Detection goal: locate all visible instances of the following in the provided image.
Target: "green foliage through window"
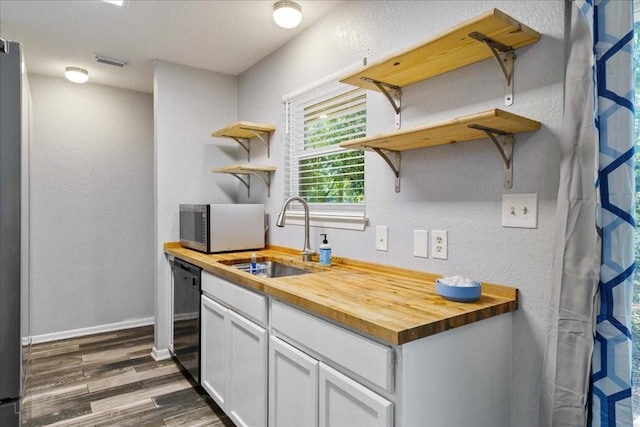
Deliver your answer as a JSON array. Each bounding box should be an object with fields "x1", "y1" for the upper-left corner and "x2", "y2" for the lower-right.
[{"x1": 285, "y1": 85, "x2": 366, "y2": 208}]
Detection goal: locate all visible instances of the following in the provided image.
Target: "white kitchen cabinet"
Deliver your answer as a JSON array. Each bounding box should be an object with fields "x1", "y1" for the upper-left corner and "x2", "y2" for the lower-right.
[
  {"x1": 200, "y1": 270, "x2": 511, "y2": 427},
  {"x1": 319, "y1": 363, "x2": 393, "y2": 427},
  {"x1": 227, "y1": 309, "x2": 268, "y2": 427},
  {"x1": 269, "y1": 336, "x2": 319, "y2": 427},
  {"x1": 271, "y1": 300, "x2": 393, "y2": 427},
  {"x1": 201, "y1": 294, "x2": 228, "y2": 407},
  {"x1": 201, "y1": 271, "x2": 268, "y2": 427}
]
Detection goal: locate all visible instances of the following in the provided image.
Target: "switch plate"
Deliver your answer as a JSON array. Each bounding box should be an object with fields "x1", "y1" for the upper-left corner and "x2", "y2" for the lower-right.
[
  {"x1": 413, "y1": 230, "x2": 428, "y2": 258},
  {"x1": 502, "y1": 193, "x2": 538, "y2": 229},
  {"x1": 376, "y1": 226, "x2": 388, "y2": 251},
  {"x1": 431, "y1": 230, "x2": 448, "y2": 260}
]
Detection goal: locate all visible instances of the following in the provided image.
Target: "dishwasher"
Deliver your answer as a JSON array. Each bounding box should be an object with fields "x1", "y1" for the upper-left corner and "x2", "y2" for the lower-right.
[{"x1": 171, "y1": 258, "x2": 202, "y2": 384}]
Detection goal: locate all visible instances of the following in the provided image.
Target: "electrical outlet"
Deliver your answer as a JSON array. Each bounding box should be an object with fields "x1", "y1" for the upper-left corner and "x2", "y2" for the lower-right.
[
  {"x1": 502, "y1": 193, "x2": 538, "y2": 229},
  {"x1": 431, "y1": 230, "x2": 448, "y2": 260},
  {"x1": 376, "y1": 226, "x2": 388, "y2": 251},
  {"x1": 413, "y1": 230, "x2": 428, "y2": 258}
]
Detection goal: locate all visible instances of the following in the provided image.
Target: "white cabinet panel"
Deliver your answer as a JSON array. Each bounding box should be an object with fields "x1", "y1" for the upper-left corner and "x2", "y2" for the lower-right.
[
  {"x1": 272, "y1": 300, "x2": 393, "y2": 392},
  {"x1": 227, "y1": 309, "x2": 268, "y2": 427},
  {"x1": 269, "y1": 336, "x2": 319, "y2": 427},
  {"x1": 319, "y1": 363, "x2": 393, "y2": 427},
  {"x1": 202, "y1": 271, "x2": 267, "y2": 326},
  {"x1": 201, "y1": 294, "x2": 228, "y2": 408}
]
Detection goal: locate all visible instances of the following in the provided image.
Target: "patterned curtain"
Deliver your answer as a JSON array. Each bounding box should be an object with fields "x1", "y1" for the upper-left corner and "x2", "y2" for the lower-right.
[
  {"x1": 539, "y1": 1, "x2": 634, "y2": 426},
  {"x1": 588, "y1": 0, "x2": 635, "y2": 425}
]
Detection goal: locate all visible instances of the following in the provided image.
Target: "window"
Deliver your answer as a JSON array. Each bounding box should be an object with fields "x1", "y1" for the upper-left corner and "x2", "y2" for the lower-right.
[{"x1": 283, "y1": 79, "x2": 366, "y2": 229}]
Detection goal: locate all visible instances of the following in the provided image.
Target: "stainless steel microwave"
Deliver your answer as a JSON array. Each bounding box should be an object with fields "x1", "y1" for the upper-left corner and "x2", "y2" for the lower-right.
[{"x1": 179, "y1": 204, "x2": 265, "y2": 253}]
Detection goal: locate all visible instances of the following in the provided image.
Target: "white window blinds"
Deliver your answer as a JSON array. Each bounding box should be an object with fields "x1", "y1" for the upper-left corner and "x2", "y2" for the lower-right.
[{"x1": 284, "y1": 80, "x2": 366, "y2": 214}]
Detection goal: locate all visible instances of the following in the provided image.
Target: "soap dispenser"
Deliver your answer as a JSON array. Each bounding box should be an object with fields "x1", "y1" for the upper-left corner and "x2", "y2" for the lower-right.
[{"x1": 319, "y1": 234, "x2": 331, "y2": 266}]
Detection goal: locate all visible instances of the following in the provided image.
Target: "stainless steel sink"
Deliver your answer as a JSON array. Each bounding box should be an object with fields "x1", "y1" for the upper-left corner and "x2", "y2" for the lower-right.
[{"x1": 231, "y1": 261, "x2": 311, "y2": 278}]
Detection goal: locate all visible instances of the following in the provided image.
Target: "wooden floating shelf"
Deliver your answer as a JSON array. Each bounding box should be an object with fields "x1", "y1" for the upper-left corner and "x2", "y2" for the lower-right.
[
  {"x1": 340, "y1": 8, "x2": 540, "y2": 121},
  {"x1": 212, "y1": 164, "x2": 277, "y2": 198},
  {"x1": 211, "y1": 121, "x2": 276, "y2": 161},
  {"x1": 340, "y1": 109, "x2": 541, "y2": 191},
  {"x1": 212, "y1": 164, "x2": 277, "y2": 174},
  {"x1": 339, "y1": 109, "x2": 540, "y2": 152}
]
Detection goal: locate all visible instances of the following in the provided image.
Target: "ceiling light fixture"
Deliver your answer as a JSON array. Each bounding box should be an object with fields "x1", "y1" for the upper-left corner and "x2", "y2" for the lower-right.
[
  {"x1": 102, "y1": 0, "x2": 125, "y2": 6},
  {"x1": 65, "y1": 67, "x2": 89, "y2": 84},
  {"x1": 273, "y1": 0, "x2": 302, "y2": 29}
]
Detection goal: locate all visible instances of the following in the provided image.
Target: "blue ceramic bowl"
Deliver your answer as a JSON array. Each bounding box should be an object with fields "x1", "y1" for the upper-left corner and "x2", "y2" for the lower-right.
[{"x1": 435, "y1": 279, "x2": 481, "y2": 302}]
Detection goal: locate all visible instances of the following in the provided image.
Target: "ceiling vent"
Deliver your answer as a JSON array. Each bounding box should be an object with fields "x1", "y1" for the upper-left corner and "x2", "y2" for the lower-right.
[{"x1": 93, "y1": 54, "x2": 126, "y2": 68}]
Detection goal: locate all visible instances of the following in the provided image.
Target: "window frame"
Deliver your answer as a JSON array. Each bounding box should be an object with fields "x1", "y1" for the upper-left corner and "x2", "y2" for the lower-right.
[{"x1": 282, "y1": 66, "x2": 369, "y2": 231}]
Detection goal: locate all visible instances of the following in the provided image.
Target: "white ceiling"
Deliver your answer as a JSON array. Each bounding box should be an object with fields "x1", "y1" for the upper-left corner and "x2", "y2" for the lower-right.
[{"x1": 0, "y1": 0, "x2": 342, "y2": 93}]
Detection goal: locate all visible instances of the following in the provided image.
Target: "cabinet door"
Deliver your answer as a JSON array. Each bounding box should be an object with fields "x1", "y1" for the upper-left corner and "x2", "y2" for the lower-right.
[
  {"x1": 319, "y1": 363, "x2": 393, "y2": 427},
  {"x1": 269, "y1": 336, "x2": 319, "y2": 427},
  {"x1": 227, "y1": 309, "x2": 268, "y2": 427},
  {"x1": 201, "y1": 295, "x2": 228, "y2": 408}
]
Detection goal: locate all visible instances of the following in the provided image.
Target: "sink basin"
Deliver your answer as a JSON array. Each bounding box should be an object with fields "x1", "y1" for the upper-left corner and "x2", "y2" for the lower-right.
[{"x1": 231, "y1": 261, "x2": 311, "y2": 278}]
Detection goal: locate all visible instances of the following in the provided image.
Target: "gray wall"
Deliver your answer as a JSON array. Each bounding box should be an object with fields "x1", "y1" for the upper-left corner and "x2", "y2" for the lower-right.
[
  {"x1": 153, "y1": 61, "x2": 237, "y2": 355},
  {"x1": 28, "y1": 74, "x2": 154, "y2": 337},
  {"x1": 236, "y1": 1, "x2": 564, "y2": 426}
]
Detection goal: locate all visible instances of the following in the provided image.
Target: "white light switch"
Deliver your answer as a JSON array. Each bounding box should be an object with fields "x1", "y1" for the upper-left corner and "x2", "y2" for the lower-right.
[
  {"x1": 413, "y1": 230, "x2": 428, "y2": 258},
  {"x1": 376, "y1": 226, "x2": 388, "y2": 251},
  {"x1": 502, "y1": 193, "x2": 538, "y2": 229}
]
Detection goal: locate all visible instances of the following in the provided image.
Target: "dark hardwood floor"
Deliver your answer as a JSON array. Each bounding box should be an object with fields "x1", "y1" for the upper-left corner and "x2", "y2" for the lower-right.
[{"x1": 21, "y1": 325, "x2": 234, "y2": 427}]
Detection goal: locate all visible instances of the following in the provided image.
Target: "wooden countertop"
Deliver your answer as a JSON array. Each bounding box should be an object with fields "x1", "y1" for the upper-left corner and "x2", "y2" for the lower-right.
[{"x1": 164, "y1": 243, "x2": 517, "y2": 346}]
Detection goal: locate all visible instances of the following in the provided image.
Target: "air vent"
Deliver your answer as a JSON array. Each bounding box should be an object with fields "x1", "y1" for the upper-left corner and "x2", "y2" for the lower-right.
[{"x1": 92, "y1": 54, "x2": 126, "y2": 68}]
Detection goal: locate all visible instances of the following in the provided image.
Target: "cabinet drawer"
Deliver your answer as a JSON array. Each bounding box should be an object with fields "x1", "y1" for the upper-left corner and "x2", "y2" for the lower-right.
[
  {"x1": 272, "y1": 300, "x2": 393, "y2": 392},
  {"x1": 202, "y1": 272, "x2": 267, "y2": 327}
]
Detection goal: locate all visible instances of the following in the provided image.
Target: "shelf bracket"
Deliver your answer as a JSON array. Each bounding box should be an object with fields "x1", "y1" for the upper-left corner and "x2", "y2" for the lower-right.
[
  {"x1": 361, "y1": 78, "x2": 402, "y2": 129},
  {"x1": 229, "y1": 173, "x2": 251, "y2": 197},
  {"x1": 231, "y1": 137, "x2": 251, "y2": 162},
  {"x1": 249, "y1": 170, "x2": 273, "y2": 197},
  {"x1": 372, "y1": 148, "x2": 402, "y2": 193},
  {"x1": 243, "y1": 128, "x2": 271, "y2": 158},
  {"x1": 468, "y1": 32, "x2": 516, "y2": 106},
  {"x1": 468, "y1": 124, "x2": 515, "y2": 189},
  {"x1": 226, "y1": 171, "x2": 273, "y2": 198}
]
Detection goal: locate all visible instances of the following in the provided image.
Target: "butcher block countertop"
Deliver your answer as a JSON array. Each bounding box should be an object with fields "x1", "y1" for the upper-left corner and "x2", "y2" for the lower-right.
[{"x1": 165, "y1": 243, "x2": 517, "y2": 346}]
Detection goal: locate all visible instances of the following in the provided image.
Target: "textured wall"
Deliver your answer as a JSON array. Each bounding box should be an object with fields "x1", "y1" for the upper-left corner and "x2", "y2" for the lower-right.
[
  {"x1": 153, "y1": 61, "x2": 237, "y2": 354},
  {"x1": 237, "y1": 1, "x2": 564, "y2": 426},
  {"x1": 28, "y1": 74, "x2": 154, "y2": 335}
]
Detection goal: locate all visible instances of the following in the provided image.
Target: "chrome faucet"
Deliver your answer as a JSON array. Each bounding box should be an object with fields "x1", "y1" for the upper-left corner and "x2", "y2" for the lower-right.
[{"x1": 276, "y1": 197, "x2": 316, "y2": 262}]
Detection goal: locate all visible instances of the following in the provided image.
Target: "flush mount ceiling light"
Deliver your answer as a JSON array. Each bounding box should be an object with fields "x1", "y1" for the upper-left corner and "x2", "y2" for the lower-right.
[
  {"x1": 102, "y1": 0, "x2": 126, "y2": 6},
  {"x1": 65, "y1": 66, "x2": 89, "y2": 84},
  {"x1": 273, "y1": 0, "x2": 302, "y2": 29}
]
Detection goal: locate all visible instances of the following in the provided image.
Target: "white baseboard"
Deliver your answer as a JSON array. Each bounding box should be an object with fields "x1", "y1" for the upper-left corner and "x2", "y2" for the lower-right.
[
  {"x1": 29, "y1": 317, "x2": 155, "y2": 344},
  {"x1": 151, "y1": 346, "x2": 172, "y2": 361}
]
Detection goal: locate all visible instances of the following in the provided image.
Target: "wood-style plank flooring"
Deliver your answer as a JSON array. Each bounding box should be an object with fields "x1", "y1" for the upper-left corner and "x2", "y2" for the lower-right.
[{"x1": 21, "y1": 325, "x2": 235, "y2": 427}]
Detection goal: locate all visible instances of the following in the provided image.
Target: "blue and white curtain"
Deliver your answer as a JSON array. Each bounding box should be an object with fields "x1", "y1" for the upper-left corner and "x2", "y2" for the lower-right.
[{"x1": 540, "y1": 1, "x2": 634, "y2": 426}]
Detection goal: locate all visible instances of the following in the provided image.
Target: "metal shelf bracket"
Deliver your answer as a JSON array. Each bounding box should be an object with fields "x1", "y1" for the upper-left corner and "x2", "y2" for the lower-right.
[
  {"x1": 468, "y1": 124, "x2": 515, "y2": 189},
  {"x1": 227, "y1": 171, "x2": 273, "y2": 198},
  {"x1": 243, "y1": 127, "x2": 271, "y2": 158},
  {"x1": 229, "y1": 173, "x2": 251, "y2": 197},
  {"x1": 469, "y1": 32, "x2": 516, "y2": 106},
  {"x1": 231, "y1": 137, "x2": 251, "y2": 162},
  {"x1": 229, "y1": 129, "x2": 271, "y2": 162},
  {"x1": 362, "y1": 78, "x2": 403, "y2": 129},
  {"x1": 372, "y1": 148, "x2": 402, "y2": 193}
]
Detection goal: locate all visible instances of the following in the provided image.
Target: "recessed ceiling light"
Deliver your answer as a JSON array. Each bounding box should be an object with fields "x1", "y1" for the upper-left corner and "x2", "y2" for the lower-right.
[
  {"x1": 273, "y1": 0, "x2": 302, "y2": 29},
  {"x1": 65, "y1": 67, "x2": 89, "y2": 84}
]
